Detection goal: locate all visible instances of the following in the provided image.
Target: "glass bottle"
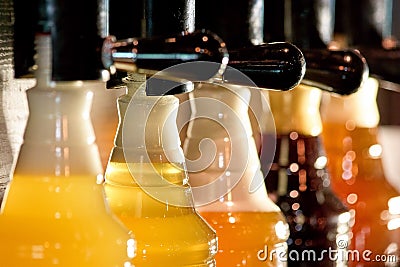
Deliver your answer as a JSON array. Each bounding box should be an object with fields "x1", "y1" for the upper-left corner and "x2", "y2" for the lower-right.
[
  {"x1": 103, "y1": 72, "x2": 217, "y2": 267},
  {"x1": 264, "y1": 84, "x2": 351, "y2": 267},
  {"x1": 0, "y1": 34, "x2": 135, "y2": 266},
  {"x1": 183, "y1": 80, "x2": 290, "y2": 267},
  {"x1": 321, "y1": 77, "x2": 400, "y2": 266}
]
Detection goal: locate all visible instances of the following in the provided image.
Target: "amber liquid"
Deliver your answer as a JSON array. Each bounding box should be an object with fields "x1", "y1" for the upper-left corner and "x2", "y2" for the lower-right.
[
  {"x1": 0, "y1": 175, "x2": 133, "y2": 267},
  {"x1": 322, "y1": 124, "x2": 400, "y2": 266},
  {"x1": 199, "y1": 211, "x2": 288, "y2": 267},
  {"x1": 104, "y1": 160, "x2": 217, "y2": 267},
  {"x1": 264, "y1": 134, "x2": 350, "y2": 267}
]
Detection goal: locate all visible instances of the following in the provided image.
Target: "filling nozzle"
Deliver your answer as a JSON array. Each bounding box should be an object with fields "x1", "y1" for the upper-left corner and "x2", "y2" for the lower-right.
[
  {"x1": 226, "y1": 43, "x2": 369, "y2": 95},
  {"x1": 102, "y1": 29, "x2": 229, "y2": 95},
  {"x1": 300, "y1": 48, "x2": 370, "y2": 95},
  {"x1": 109, "y1": 40, "x2": 306, "y2": 93},
  {"x1": 226, "y1": 42, "x2": 306, "y2": 91}
]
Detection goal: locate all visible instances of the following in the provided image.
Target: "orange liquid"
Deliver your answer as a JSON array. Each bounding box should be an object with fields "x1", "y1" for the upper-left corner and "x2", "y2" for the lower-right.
[
  {"x1": 0, "y1": 175, "x2": 134, "y2": 267},
  {"x1": 322, "y1": 124, "x2": 400, "y2": 265},
  {"x1": 104, "y1": 161, "x2": 217, "y2": 267},
  {"x1": 199, "y1": 211, "x2": 288, "y2": 267}
]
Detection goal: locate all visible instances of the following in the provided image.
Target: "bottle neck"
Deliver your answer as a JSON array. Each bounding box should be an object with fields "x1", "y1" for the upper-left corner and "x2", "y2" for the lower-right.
[
  {"x1": 321, "y1": 77, "x2": 380, "y2": 128},
  {"x1": 115, "y1": 80, "x2": 182, "y2": 152},
  {"x1": 113, "y1": 72, "x2": 147, "y2": 150},
  {"x1": 268, "y1": 84, "x2": 323, "y2": 136}
]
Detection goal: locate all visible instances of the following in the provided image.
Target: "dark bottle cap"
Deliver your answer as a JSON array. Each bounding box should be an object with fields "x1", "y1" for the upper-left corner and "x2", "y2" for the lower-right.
[
  {"x1": 145, "y1": 76, "x2": 194, "y2": 96},
  {"x1": 227, "y1": 42, "x2": 305, "y2": 90},
  {"x1": 301, "y1": 49, "x2": 369, "y2": 95}
]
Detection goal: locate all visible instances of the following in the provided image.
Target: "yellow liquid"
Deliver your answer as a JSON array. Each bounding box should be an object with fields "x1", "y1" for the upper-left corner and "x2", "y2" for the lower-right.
[
  {"x1": 200, "y1": 211, "x2": 288, "y2": 267},
  {"x1": 0, "y1": 175, "x2": 134, "y2": 267},
  {"x1": 104, "y1": 161, "x2": 217, "y2": 267}
]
